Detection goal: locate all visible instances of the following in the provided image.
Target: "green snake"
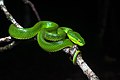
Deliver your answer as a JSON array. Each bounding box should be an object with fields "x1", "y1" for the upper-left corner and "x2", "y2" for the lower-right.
[{"x1": 8, "y1": 21, "x2": 85, "y2": 63}]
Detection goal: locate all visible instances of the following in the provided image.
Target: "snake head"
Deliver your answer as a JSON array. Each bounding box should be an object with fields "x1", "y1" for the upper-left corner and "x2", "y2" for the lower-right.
[{"x1": 67, "y1": 30, "x2": 85, "y2": 46}]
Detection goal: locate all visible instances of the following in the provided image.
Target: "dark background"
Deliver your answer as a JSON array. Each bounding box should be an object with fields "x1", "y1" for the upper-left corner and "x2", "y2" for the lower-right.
[{"x1": 0, "y1": 0, "x2": 120, "y2": 80}]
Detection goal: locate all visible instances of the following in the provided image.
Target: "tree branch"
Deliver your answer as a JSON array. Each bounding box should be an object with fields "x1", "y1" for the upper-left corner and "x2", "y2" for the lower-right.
[
  {"x1": 63, "y1": 45, "x2": 100, "y2": 80},
  {"x1": 0, "y1": 0, "x2": 22, "y2": 28}
]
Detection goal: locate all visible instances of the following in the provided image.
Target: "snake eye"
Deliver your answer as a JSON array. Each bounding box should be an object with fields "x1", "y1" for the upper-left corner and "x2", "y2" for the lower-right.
[{"x1": 78, "y1": 39, "x2": 81, "y2": 42}]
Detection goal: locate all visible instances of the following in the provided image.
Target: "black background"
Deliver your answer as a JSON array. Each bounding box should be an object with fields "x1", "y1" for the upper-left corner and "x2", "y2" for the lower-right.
[{"x1": 0, "y1": 0, "x2": 120, "y2": 80}]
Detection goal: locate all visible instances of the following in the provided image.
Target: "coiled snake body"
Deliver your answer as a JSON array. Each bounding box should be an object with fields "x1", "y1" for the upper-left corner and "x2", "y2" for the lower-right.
[{"x1": 9, "y1": 21, "x2": 85, "y2": 63}]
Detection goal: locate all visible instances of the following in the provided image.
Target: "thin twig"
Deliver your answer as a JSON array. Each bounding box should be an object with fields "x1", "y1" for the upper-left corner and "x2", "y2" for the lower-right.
[
  {"x1": 0, "y1": 36, "x2": 12, "y2": 43},
  {"x1": 22, "y1": 0, "x2": 40, "y2": 21},
  {"x1": 0, "y1": 41, "x2": 16, "y2": 52}
]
